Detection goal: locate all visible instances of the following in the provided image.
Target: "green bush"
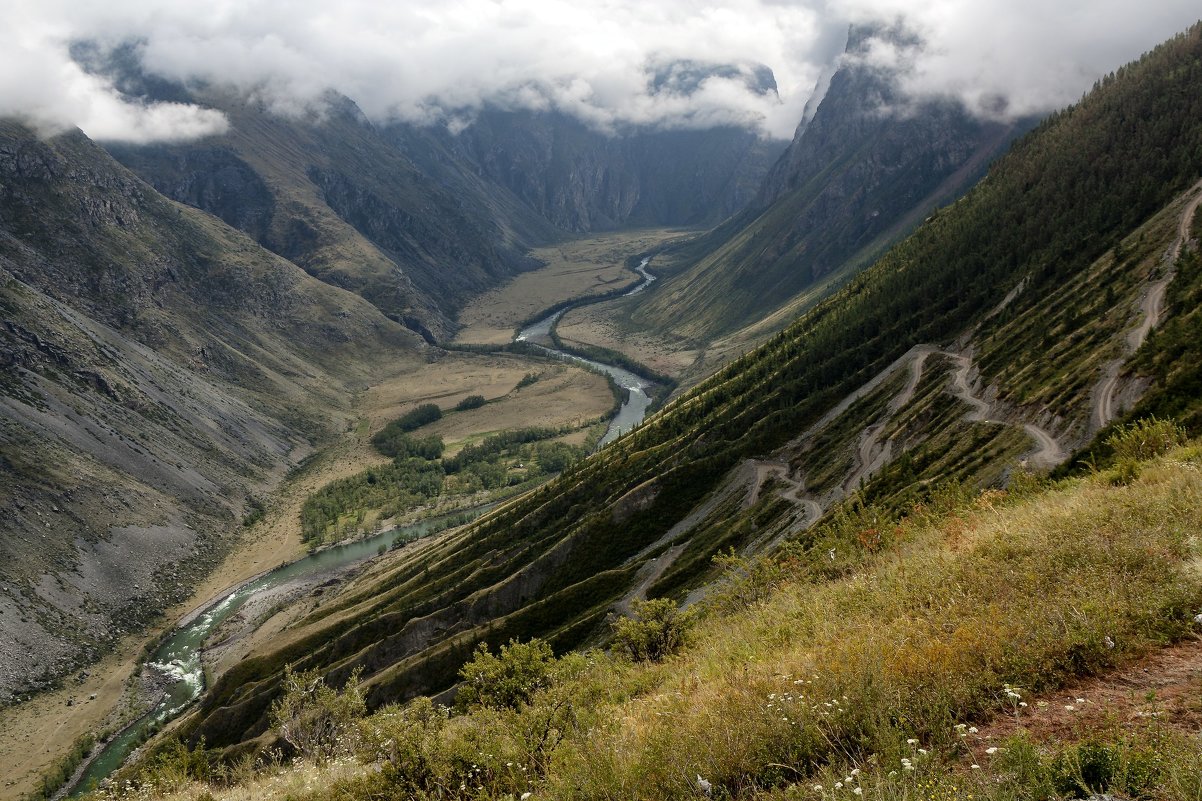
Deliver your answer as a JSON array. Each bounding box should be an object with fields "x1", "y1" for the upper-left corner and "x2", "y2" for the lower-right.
[
  {"x1": 1106, "y1": 416, "x2": 1188, "y2": 461},
  {"x1": 610, "y1": 598, "x2": 694, "y2": 663},
  {"x1": 372, "y1": 403, "x2": 443, "y2": 447},
  {"x1": 455, "y1": 394, "x2": 487, "y2": 411},
  {"x1": 270, "y1": 666, "x2": 366, "y2": 763},
  {"x1": 241, "y1": 495, "x2": 266, "y2": 528},
  {"x1": 456, "y1": 639, "x2": 556, "y2": 711},
  {"x1": 535, "y1": 441, "x2": 577, "y2": 473},
  {"x1": 136, "y1": 737, "x2": 212, "y2": 794},
  {"x1": 371, "y1": 430, "x2": 444, "y2": 460}
]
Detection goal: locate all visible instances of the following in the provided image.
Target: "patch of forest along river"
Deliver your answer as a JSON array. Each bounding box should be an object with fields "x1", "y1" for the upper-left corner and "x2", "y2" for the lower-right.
[
  {"x1": 516, "y1": 257, "x2": 658, "y2": 447},
  {"x1": 68, "y1": 510, "x2": 488, "y2": 796},
  {"x1": 70, "y1": 259, "x2": 660, "y2": 795}
]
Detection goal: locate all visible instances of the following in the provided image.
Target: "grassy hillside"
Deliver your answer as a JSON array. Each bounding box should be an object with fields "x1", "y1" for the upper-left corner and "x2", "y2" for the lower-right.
[
  {"x1": 168, "y1": 22, "x2": 1202, "y2": 757},
  {"x1": 112, "y1": 436, "x2": 1202, "y2": 800}
]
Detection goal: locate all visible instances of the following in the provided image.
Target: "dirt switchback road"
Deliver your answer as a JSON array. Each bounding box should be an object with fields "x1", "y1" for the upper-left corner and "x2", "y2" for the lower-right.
[{"x1": 1094, "y1": 179, "x2": 1202, "y2": 431}]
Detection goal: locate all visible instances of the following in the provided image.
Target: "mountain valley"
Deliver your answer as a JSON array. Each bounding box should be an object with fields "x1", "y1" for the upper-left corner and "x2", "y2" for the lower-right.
[{"x1": 3, "y1": 12, "x2": 1202, "y2": 801}]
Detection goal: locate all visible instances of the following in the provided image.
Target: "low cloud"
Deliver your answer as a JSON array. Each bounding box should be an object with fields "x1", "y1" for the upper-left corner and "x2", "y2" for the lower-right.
[
  {"x1": 844, "y1": 0, "x2": 1201, "y2": 119},
  {"x1": 0, "y1": 13, "x2": 228, "y2": 142},
  {"x1": 2, "y1": 0, "x2": 1199, "y2": 144}
]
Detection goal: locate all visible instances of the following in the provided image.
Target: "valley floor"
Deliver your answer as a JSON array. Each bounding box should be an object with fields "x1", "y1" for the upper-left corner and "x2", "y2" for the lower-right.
[{"x1": 452, "y1": 228, "x2": 692, "y2": 346}]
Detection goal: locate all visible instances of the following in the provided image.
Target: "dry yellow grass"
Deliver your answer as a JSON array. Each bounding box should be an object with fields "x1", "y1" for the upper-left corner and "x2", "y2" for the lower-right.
[
  {"x1": 540, "y1": 456, "x2": 1202, "y2": 798},
  {"x1": 89, "y1": 756, "x2": 364, "y2": 801},
  {"x1": 558, "y1": 300, "x2": 703, "y2": 377}
]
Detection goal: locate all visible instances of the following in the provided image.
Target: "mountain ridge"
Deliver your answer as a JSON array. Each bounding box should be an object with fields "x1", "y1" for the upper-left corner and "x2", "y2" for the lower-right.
[{"x1": 0, "y1": 119, "x2": 425, "y2": 703}]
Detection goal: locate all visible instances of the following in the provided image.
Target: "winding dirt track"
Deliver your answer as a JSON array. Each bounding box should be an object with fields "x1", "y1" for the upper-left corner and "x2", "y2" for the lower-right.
[
  {"x1": 617, "y1": 543, "x2": 686, "y2": 614},
  {"x1": 843, "y1": 350, "x2": 931, "y2": 493},
  {"x1": 1094, "y1": 180, "x2": 1202, "y2": 431}
]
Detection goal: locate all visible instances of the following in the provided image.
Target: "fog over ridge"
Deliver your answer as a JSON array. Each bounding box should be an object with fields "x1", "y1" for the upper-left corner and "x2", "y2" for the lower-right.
[{"x1": 2, "y1": 0, "x2": 1198, "y2": 143}]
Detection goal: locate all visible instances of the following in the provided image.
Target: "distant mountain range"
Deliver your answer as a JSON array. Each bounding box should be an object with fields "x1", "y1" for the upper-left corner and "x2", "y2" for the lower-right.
[
  {"x1": 618, "y1": 25, "x2": 1034, "y2": 347},
  {"x1": 89, "y1": 47, "x2": 786, "y2": 341}
]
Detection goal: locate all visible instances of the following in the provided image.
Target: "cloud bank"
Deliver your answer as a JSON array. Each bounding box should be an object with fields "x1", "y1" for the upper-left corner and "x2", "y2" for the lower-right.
[{"x1": 2, "y1": 0, "x2": 1199, "y2": 143}]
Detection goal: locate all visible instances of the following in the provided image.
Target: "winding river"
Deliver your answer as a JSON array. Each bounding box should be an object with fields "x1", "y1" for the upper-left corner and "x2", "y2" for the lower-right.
[
  {"x1": 68, "y1": 511, "x2": 482, "y2": 796},
  {"x1": 69, "y1": 257, "x2": 660, "y2": 795},
  {"x1": 517, "y1": 257, "x2": 657, "y2": 447}
]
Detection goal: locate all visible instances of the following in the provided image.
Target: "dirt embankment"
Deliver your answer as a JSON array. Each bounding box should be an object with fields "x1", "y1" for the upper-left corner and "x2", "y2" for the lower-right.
[{"x1": 967, "y1": 637, "x2": 1202, "y2": 748}]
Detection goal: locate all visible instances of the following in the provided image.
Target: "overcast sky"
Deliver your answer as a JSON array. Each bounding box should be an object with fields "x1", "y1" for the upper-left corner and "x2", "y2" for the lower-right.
[{"x1": 2, "y1": 0, "x2": 1199, "y2": 143}]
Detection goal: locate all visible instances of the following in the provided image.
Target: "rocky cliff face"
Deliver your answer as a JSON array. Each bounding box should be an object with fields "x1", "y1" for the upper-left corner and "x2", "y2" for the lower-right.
[
  {"x1": 439, "y1": 109, "x2": 786, "y2": 233},
  {"x1": 0, "y1": 121, "x2": 422, "y2": 701},
  {"x1": 627, "y1": 25, "x2": 1031, "y2": 341}
]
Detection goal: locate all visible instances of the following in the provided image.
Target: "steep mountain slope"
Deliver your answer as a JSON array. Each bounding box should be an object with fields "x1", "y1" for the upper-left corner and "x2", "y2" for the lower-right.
[
  {"x1": 177, "y1": 23, "x2": 1202, "y2": 753},
  {"x1": 0, "y1": 121, "x2": 423, "y2": 702},
  {"x1": 134, "y1": 440, "x2": 1202, "y2": 801},
  {"x1": 107, "y1": 93, "x2": 556, "y2": 342},
  {"x1": 437, "y1": 108, "x2": 785, "y2": 233},
  {"x1": 101, "y1": 58, "x2": 783, "y2": 341},
  {"x1": 596, "y1": 26, "x2": 1029, "y2": 349}
]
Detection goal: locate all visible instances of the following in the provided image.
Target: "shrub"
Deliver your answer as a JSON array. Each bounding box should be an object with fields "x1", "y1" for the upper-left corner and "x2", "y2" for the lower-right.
[
  {"x1": 270, "y1": 666, "x2": 366, "y2": 762},
  {"x1": 136, "y1": 737, "x2": 212, "y2": 793},
  {"x1": 535, "y1": 441, "x2": 578, "y2": 473},
  {"x1": 611, "y1": 598, "x2": 694, "y2": 662},
  {"x1": 516, "y1": 372, "x2": 540, "y2": 389},
  {"x1": 371, "y1": 430, "x2": 444, "y2": 460},
  {"x1": 455, "y1": 394, "x2": 487, "y2": 411},
  {"x1": 371, "y1": 402, "x2": 443, "y2": 447},
  {"x1": 1106, "y1": 416, "x2": 1187, "y2": 461},
  {"x1": 456, "y1": 639, "x2": 556, "y2": 711},
  {"x1": 241, "y1": 495, "x2": 266, "y2": 528}
]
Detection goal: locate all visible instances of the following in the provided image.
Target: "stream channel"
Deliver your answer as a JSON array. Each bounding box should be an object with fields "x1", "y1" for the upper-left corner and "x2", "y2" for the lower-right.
[
  {"x1": 67, "y1": 511, "x2": 484, "y2": 795},
  {"x1": 68, "y1": 257, "x2": 660, "y2": 795},
  {"x1": 517, "y1": 257, "x2": 657, "y2": 447}
]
